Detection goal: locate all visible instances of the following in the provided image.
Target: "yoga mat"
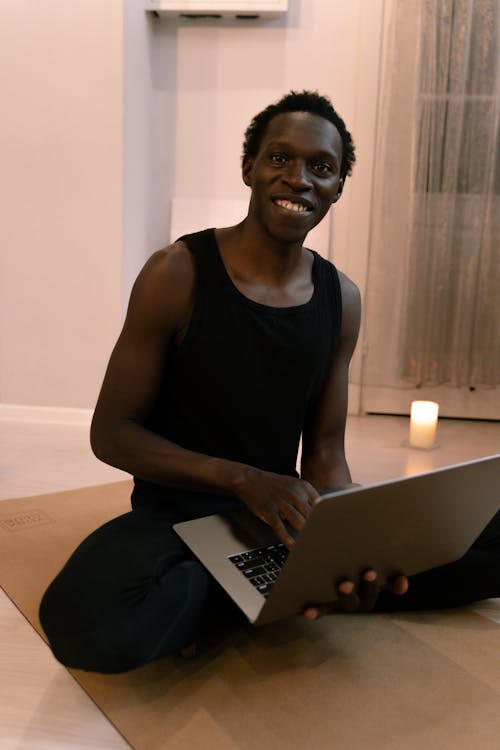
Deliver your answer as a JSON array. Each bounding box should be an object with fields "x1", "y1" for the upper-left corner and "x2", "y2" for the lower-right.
[{"x1": 1, "y1": 483, "x2": 499, "y2": 750}]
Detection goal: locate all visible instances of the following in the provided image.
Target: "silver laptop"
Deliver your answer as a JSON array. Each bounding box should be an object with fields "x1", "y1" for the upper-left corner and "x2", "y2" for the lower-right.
[{"x1": 174, "y1": 455, "x2": 500, "y2": 626}]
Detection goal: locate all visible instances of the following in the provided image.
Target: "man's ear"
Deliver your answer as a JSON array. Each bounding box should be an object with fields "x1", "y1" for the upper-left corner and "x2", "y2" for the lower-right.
[
  {"x1": 332, "y1": 178, "x2": 344, "y2": 203},
  {"x1": 242, "y1": 155, "x2": 254, "y2": 187}
]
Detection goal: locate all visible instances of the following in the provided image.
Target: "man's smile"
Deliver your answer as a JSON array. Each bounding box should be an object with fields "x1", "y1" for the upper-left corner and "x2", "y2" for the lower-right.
[{"x1": 273, "y1": 198, "x2": 313, "y2": 214}]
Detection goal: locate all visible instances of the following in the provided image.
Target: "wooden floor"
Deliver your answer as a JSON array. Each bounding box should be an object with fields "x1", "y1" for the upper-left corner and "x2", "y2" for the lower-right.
[{"x1": 0, "y1": 414, "x2": 499, "y2": 749}]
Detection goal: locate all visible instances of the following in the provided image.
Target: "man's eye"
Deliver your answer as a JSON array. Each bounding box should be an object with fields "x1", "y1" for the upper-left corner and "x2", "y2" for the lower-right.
[
  {"x1": 270, "y1": 153, "x2": 288, "y2": 165},
  {"x1": 313, "y1": 162, "x2": 333, "y2": 175}
]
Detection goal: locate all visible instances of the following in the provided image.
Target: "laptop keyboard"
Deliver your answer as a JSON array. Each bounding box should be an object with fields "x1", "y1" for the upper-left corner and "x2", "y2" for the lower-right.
[{"x1": 228, "y1": 544, "x2": 289, "y2": 597}]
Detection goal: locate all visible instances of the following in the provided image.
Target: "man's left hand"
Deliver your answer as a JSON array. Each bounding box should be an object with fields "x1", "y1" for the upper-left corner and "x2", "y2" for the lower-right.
[{"x1": 303, "y1": 570, "x2": 409, "y2": 618}]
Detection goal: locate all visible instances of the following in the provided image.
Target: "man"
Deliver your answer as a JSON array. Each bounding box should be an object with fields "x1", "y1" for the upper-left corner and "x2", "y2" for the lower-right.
[{"x1": 39, "y1": 91, "x2": 498, "y2": 674}]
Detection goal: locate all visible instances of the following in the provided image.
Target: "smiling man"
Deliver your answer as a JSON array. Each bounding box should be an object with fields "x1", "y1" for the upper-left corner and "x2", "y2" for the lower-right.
[{"x1": 39, "y1": 91, "x2": 408, "y2": 674}]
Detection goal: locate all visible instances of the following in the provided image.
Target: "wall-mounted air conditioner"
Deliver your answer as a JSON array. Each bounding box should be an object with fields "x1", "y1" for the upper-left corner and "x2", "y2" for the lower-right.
[{"x1": 145, "y1": 1, "x2": 288, "y2": 19}]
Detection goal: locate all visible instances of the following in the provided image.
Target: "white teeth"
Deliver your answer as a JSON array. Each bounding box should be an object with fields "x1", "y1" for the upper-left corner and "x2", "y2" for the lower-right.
[{"x1": 275, "y1": 199, "x2": 309, "y2": 213}]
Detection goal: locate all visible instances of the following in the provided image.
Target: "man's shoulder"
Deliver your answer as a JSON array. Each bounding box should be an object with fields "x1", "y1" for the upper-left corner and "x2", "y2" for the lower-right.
[
  {"x1": 141, "y1": 240, "x2": 195, "y2": 289},
  {"x1": 336, "y1": 269, "x2": 360, "y2": 308},
  {"x1": 127, "y1": 240, "x2": 196, "y2": 327},
  {"x1": 336, "y1": 270, "x2": 361, "y2": 349},
  {"x1": 312, "y1": 256, "x2": 360, "y2": 312}
]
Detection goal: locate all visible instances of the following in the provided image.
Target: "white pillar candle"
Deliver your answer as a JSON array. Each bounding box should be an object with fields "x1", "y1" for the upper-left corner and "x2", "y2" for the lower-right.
[{"x1": 409, "y1": 400, "x2": 439, "y2": 449}]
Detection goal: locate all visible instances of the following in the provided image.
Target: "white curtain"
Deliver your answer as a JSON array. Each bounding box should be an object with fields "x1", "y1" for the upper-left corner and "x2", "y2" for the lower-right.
[
  {"x1": 364, "y1": 0, "x2": 499, "y2": 397},
  {"x1": 401, "y1": 0, "x2": 500, "y2": 387}
]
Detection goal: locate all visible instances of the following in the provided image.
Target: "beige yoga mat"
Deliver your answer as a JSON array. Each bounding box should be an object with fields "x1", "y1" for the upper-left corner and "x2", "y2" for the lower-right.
[{"x1": 1, "y1": 482, "x2": 499, "y2": 750}]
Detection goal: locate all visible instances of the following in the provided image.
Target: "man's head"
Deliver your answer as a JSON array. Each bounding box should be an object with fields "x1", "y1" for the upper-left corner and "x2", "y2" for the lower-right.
[
  {"x1": 241, "y1": 92, "x2": 353, "y2": 244},
  {"x1": 242, "y1": 90, "x2": 356, "y2": 182}
]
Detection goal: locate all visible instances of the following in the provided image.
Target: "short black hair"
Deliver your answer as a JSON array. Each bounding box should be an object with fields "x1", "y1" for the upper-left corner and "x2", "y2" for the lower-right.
[{"x1": 242, "y1": 90, "x2": 356, "y2": 180}]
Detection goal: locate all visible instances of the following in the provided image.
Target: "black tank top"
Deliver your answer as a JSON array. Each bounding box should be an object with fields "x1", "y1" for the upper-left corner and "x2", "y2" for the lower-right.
[{"x1": 132, "y1": 228, "x2": 342, "y2": 510}]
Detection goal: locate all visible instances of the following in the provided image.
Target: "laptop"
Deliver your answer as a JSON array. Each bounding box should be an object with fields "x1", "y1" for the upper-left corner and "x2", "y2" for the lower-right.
[{"x1": 174, "y1": 454, "x2": 500, "y2": 626}]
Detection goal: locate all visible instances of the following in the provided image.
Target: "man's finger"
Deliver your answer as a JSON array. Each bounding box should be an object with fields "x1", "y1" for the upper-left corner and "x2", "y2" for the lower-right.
[
  {"x1": 270, "y1": 515, "x2": 295, "y2": 549},
  {"x1": 389, "y1": 575, "x2": 409, "y2": 596},
  {"x1": 332, "y1": 580, "x2": 360, "y2": 612},
  {"x1": 292, "y1": 497, "x2": 314, "y2": 520},
  {"x1": 358, "y1": 569, "x2": 380, "y2": 611},
  {"x1": 303, "y1": 606, "x2": 323, "y2": 620},
  {"x1": 281, "y1": 503, "x2": 308, "y2": 532}
]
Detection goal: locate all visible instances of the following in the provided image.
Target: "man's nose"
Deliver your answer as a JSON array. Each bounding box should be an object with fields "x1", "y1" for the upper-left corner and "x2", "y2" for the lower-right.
[{"x1": 283, "y1": 160, "x2": 312, "y2": 190}]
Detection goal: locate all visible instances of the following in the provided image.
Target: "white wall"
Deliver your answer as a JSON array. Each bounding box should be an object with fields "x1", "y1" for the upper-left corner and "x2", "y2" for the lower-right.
[
  {"x1": 0, "y1": 0, "x2": 384, "y2": 412},
  {"x1": 0, "y1": 0, "x2": 123, "y2": 409},
  {"x1": 122, "y1": 0, "x2": 178, "y2": 311}
]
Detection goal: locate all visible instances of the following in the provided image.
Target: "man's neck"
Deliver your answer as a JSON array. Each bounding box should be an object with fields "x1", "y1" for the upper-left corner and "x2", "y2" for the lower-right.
[
  {"x1": 216, "y1": 218, "x2": 307, "y2": 285},
  {"x1": 214, "y1": 220, "x2": 314, "y2": 309}
]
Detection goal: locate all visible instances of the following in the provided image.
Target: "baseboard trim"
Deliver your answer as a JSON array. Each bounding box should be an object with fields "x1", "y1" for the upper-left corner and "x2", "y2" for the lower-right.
[
  {"x1": 0, "y1": 404, "x2": 93, "y2": 425},
  {"x1": 2, "y1": 387, "x2": 360, "y2": 425}
]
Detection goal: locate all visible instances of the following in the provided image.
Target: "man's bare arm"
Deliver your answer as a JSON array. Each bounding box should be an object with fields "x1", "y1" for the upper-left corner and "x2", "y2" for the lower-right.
[
  {"x1": 300, "y1": 271, "x2": 361, "y2": 491},
  {"x1": 91, "y1": 242, "x2": 247, "y2": 493},
  {"x1": 299, "y1": 273, "x2": 409, "y2": 614}
]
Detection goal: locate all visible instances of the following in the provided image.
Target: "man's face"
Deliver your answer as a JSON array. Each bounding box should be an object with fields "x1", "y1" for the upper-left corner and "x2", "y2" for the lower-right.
[{"x1": 242, "y1": 111, "x2": 344, "y2": 244}]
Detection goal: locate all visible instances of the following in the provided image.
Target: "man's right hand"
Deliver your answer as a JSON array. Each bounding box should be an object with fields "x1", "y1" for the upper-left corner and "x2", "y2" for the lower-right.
[{"x1": 235, "y1": 468, "x2": 319, "y2": 549}]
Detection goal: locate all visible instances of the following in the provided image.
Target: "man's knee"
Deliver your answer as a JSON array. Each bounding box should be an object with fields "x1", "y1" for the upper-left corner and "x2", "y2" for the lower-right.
[{"x1": 39, "y1": 558, "x2": 210, "y2": 673}]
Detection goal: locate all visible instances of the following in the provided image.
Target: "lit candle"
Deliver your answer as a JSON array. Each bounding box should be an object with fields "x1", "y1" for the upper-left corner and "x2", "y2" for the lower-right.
[{"x1": 409, "y1": 400, "x2": 439, "y2": 449}]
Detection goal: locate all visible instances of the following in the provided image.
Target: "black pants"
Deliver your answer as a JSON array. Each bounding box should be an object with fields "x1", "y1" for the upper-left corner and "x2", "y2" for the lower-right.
[{"x1": 39, "y1": 498, "x2": 500, "y2": 674}]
